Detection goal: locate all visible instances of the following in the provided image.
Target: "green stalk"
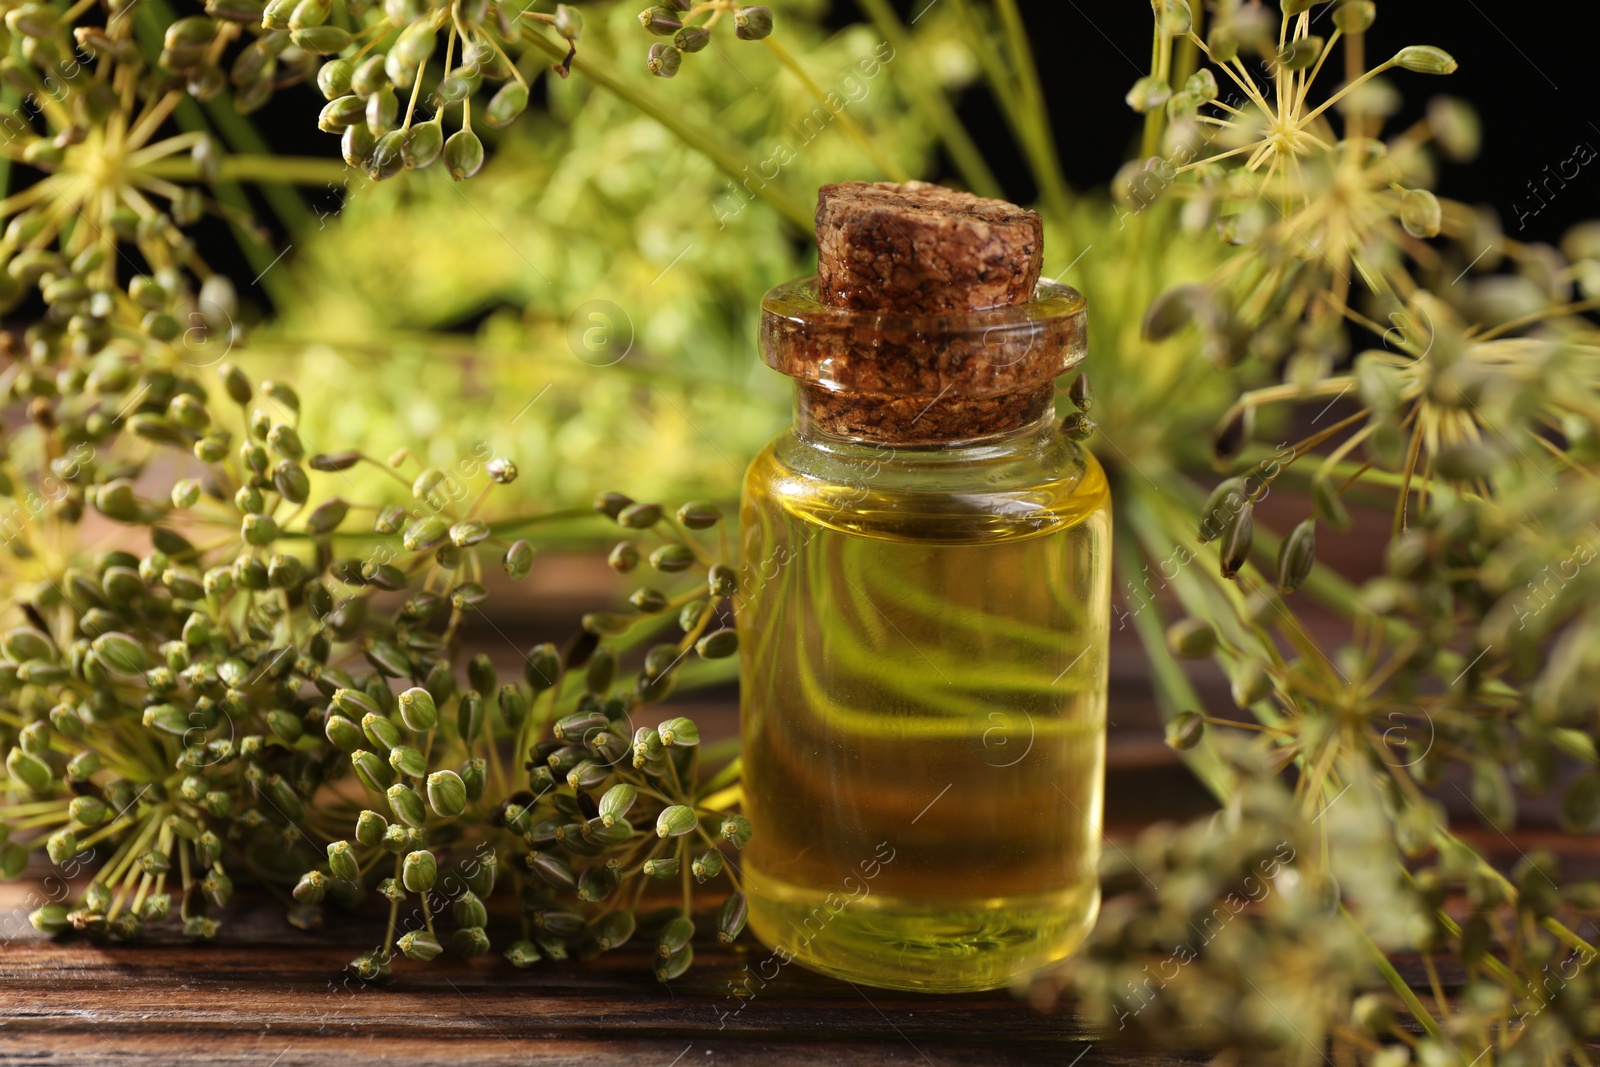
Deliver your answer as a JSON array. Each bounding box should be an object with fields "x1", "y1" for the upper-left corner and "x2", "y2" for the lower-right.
[
  {"x1": 522, "y1": 29, "x2": 812, "y2": 230},
  {"x1": 1112, "y1": 496, "x2": 1231, "y2": 800},
  {"x1": 484, "y1": 508, "x2": 595, "y2": 533},
  {"x1": 0, "y1": 83, "x2": 17, "y2": 196},
  {"x1": 1164, "y1": 468, "x2": 1417, "y2": 648},
  {"x1": 990, "y1": 0, "x2": 1073, "y2": 226},
  {"x1": 761, "y1": 36, "x2": 909, "y2": 183},
  {"x1": 948, "y1": 0, "x2": 1072, "y2": 232},
  {"x1": 696, "y1": 753, "x2": 741, "y2": 799},
  {"x1": 1149, "y1": 474, "x2": 1482, "y2": 725},
  {"x1": 949, "y1": 0, "x2": 1079, "y2": 226},
  {"x1": 188, "y1": 91, "x2": 316, "y2": 236},
  {"x1": 142, "y1": 157, "x2": 356, "y2": 185},
  {"x1": 1411, "y1": 878, "x2": 1528, "y2": 993},
  {"x1": 1436, "y1": 828, "x2": 1599, "y2": 958},
  {"x1": 1343, "y1": 903, "x2": 1443, "y2": 1038},
  {"x1": 248, "y1": 332, "x2": 732, "y2": 391},
  {"x1": 160, "y1": 15, "x2": 315, "y2": 241},
  {"x1": 1139, "y1": 31, "x2": 1167, "y2": 162},
  {"x1": 127, "y1": 0, "x2": 297, "y2": 302},
  {"x1": 1171, "y1": 5, "x2": 1202, "y2": 87},
  {"x1": 948, "y1": 0, "x2": 1022, "y2": 119},
  {"x1": 853, "y1": 0, "x2": 1002, "y2": 197}
]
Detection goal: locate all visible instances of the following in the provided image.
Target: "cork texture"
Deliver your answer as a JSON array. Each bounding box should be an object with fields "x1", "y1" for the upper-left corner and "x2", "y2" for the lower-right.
[
  {"x1": 778, "y1": 181, "x2": 1057, "y2": 443},
  {"x1": 795, "y1": 383, "x2": 1057, "y2": 445},
  {"x1": 759, "y1": 301, "x2": 1083, "y2": 397},
  {"x1": 815, "y1": 181, "x2": 1044, "y2": 313}
]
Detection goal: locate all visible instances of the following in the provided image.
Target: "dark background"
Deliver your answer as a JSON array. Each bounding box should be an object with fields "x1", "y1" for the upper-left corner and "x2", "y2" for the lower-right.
[{"x1": 836, "y1": 0, "x2": 1600, "y2": 247}]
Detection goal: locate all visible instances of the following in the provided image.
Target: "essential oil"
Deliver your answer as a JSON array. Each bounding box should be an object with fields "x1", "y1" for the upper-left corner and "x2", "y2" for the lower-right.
[
  {"x1": 736, "y1": 181, "x2": 1111, "y2": 993},
  {"x1": 738, "y1": 420, "x2": 1110, "y2": 992}
]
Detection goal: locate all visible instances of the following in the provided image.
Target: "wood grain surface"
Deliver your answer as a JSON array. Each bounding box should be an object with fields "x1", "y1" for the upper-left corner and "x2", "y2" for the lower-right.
[
  {"x1": 0, "y1": 549, "x2": 1591, "y2": 1066},
  {"x1": 0, "y1": 654, "x2": 1213, "y2": 1067}
]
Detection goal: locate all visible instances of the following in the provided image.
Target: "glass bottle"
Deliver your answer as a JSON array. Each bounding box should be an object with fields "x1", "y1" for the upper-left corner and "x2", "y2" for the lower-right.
[{"x1": 736, "y1": 276, "x2": 1111, "y2": 993}]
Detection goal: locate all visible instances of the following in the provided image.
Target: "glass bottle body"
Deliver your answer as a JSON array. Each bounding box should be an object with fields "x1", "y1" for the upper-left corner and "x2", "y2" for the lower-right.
[{"x1": 737, "y1": 412, "x2": 1111, "y2": 992}]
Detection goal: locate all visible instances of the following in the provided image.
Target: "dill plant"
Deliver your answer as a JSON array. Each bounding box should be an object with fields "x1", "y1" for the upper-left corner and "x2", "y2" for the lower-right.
[{"x1": 0, "y1": 1, "x2": 1597, "y2": 1062}]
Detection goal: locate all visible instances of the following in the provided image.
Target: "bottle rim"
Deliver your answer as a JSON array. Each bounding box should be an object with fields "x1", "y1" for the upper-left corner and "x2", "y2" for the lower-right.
[{"x1": 758, "y1": 276, "x2": 1088, "y2": 399}]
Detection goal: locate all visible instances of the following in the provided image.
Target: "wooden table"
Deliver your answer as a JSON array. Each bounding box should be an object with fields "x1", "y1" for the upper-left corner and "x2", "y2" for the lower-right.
[
  {"x1": 1, "y1": 893, "x2": 1136, "y2": 1067},
  {"x1": 0, "y1": 586, "x2": 1230, "y2": 1067},
  {"x1": 0, "y1": 557, "x2": 1588, "y2": 1065},
  {"x1": 0, "y1": 769, "x2": 1214, "y2": 1067}
]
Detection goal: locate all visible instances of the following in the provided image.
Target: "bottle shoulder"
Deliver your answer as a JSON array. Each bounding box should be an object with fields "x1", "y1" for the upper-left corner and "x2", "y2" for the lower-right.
[{"x1": 742, "y1": 427, "x2": 1110, "y2": 545}]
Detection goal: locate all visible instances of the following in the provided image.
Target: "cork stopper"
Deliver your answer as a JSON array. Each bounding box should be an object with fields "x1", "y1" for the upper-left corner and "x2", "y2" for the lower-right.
[
  {"x1": 815, "y1": 181, "x2": 1045, "y2": 313},
  {"x1": 760, "y1": 182, "x2": 1084, "y2": 444}
]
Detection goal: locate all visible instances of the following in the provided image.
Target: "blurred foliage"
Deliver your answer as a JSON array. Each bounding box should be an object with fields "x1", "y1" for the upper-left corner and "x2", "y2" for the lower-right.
[{"x1": 246, "y1": 7, "x2": 957, "y2": 505}]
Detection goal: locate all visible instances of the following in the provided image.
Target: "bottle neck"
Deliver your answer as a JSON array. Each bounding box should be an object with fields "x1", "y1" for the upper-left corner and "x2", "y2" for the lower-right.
[
  {"x1": 792, "y1": 389, "x2": 1060, "y2": 457},
  {"x1": 791, "y1": 381, "x2": 1058, "y2": 448},
  {"x1": 759, "y1": 276, "x2": 1087, "y2": 447}
]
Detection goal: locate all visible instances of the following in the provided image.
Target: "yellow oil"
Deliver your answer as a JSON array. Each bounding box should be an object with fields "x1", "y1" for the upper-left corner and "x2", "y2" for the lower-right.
[{"x1": 736, "y1": 426, "x2": 1111, "y2": 992}]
